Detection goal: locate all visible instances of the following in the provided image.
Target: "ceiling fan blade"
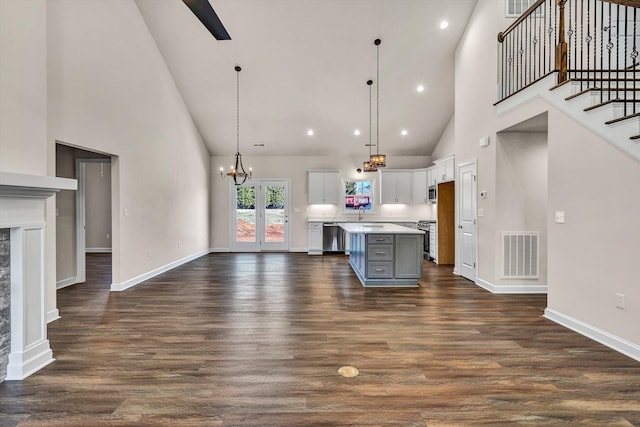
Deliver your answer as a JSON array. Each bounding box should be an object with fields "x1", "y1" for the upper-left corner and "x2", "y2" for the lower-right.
[{"x1": 182, "y1": 0, "x2": 231, "y2": 40}]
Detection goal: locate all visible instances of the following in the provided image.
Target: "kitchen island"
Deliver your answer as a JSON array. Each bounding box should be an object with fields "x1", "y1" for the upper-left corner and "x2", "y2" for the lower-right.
[{"x1": 340, "y1": 223, "x2": 425, "y2": 287}]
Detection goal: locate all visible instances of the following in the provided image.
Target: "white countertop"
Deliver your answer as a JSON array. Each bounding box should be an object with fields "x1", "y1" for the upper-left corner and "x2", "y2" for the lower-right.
[
  {"x1": 339, "y1": 223, "x2": 425, "y2": 234},
  {"x1": 307, "y1": 217, "x2": 421, "y2": 223}
]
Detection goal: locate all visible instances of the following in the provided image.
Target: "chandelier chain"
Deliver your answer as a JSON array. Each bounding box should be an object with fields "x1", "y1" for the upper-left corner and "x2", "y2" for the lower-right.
[
  {"x1": 376, "y1": 41, "x2": 380, "y2": 156},
  {"x1": 236, "y1": 68, "x2": 240, "y2": 154}
]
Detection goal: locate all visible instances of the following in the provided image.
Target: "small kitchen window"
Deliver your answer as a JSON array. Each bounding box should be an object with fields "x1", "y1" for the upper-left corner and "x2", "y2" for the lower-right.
[{"x1": 343, "y1": 179, "x2": 374, "y2": 213}]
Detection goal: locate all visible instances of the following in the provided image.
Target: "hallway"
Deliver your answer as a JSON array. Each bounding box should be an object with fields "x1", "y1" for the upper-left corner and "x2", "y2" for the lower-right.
[{"x1": 1, "y1": 253, "x2": 639, "y2": 426}]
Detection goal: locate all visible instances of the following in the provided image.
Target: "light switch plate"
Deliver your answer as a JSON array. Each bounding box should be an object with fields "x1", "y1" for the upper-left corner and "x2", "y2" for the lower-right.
[
  {"x1": 477, "y1": 208, "x2": 484, "y2": 217},
  {"x1": 555, "y1": 211, "x2": 565, "y2": 224}
]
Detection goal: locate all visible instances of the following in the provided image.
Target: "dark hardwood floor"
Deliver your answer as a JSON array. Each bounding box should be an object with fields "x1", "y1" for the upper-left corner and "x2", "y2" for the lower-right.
[{"x1": 1, "y1": 252, "x2": 640, "y2": 426}]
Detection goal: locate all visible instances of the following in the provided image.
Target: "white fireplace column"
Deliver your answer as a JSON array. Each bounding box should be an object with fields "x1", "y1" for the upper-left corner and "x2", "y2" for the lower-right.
[{"x1": 0, "y1": 172, "x2": 77, "y2": 380}]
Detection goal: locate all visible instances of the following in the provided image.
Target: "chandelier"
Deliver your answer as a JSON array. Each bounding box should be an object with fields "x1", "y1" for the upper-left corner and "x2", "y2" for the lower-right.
[{"x1": 221, "y1": 65, "x2": 252, "y2": 186}]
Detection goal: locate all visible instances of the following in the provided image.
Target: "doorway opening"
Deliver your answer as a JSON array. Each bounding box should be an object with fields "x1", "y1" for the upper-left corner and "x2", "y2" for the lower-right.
[
  {"x1": 55, "y1": 143, "x2": 116, "y2": 291},
  {"x1": 495, "y1": 112, "x2": 548, "y2": 292}
]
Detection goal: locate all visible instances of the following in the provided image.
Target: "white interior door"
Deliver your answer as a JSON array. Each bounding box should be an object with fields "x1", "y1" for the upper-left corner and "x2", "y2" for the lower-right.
[
  {"x1": 458, "y1": 161, "x2": 477, "y2": 281},
  {"x1": 231, "y1": 179, "x2": 290, "y2": 252}
]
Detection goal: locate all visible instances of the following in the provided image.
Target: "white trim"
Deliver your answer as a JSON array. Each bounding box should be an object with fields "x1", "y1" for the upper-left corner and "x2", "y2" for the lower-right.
[
  {"x1": 110, "y1": 249, "x2": 210, "y2": 292},
  {"x1": 5, "y1": 340, "x2": 55, "y2": 380},
  {"x1": 210, "y1": 247, "x2": 231, "y2": 253},
  {"x1": 75, "y1": 160, "x2": 87, "y2": 284},
  {"x1": 475, "y1": 277, "x2": 548, "y2": 294},
  {"x1": 289, "y1": 247, "x2": 307, "y2": 253},
  {"x1": 47, "y1": 309, "x2": 60, "y2": 323},
  {"x1": 56, "y1": 277, "x2": 77, "y2": 290},
  {"x1": 544, "y1": 308, "x2": 640, "y2": 363},
  {"x1": 85, "y1": 247, "x2": 112, "y2": 253}
]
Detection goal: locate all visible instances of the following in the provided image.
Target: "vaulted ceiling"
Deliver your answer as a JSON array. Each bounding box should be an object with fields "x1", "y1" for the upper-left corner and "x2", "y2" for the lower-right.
[{"x1": 135, "y1": 0, "x2": 477, "y2": 157}]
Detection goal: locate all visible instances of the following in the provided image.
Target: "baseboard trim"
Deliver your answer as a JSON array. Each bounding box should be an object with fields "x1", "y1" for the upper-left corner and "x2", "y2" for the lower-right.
[
  {"x1": 110, "y1": 249, "x2": 210, "y2": 292},
  {"x1": 544, "y1": 308, "x2": 640, "y2": 363},
  {"x1": 476, "y1": 277, "x2": 548, "y2": 294},
  {"x1": 210, "y1": 248, "x2": 230, "y2": 253},
  {"x1": 289, "y1": 247, "x2": 307, "y2": 253},
  {"x1": 56, "y1": 277, "x2": 77, "y2": 290},
  {"x1": 85, "y1": 248, "x2": 112, "y2": 253},
  {"x1": 47, "y1": 309, "x2": 60, "y2": 323},
  {"x1": 5, "y1": 339, "x2": 55, "y2": 380}
]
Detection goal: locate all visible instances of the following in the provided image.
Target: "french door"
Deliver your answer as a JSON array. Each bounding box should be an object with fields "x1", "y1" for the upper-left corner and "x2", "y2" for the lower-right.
[{"x1": 231, "y1": 179, "x2": 290, "y2": 252}]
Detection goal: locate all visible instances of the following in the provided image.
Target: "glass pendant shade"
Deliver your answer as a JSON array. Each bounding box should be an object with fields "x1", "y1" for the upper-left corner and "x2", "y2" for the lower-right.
[
  {"x1": 363, "y1": 160, "x2": 377, "y2": 172},
  {"x1": 369, "y1": 153, "x2": 386, "y2": 167}
]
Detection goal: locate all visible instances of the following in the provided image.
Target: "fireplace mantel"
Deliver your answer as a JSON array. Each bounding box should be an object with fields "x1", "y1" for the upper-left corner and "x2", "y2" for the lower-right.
[
  {"x1": 0, "y1": 171, "x2": 76, "y2": 380},
  {"x1": 0, "y1": 171, "x2": 77, "y2": 199}
]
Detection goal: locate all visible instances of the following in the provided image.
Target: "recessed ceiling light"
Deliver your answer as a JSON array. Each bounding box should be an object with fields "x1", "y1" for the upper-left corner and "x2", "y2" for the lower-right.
[
  {"x1": 354, "y1": 129, "x2": 361, "y2": 136},
  {"x1": 401, "y1": 129, "x2": 408, "y2": 136},
  {"x1": 417, "y1": 84, "x2": 425, "y2": 92},
  {"x1": 307, "y1": 129, "x2": 314, "y2": 136},
  {"x1": 440, "y1": 20, "x2": 449, "y2": 30}
]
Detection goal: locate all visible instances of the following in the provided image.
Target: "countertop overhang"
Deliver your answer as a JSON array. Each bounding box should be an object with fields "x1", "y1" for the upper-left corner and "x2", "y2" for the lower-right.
[{"x1": 339, "y1": 223, "x2": 424, "y2": 234}]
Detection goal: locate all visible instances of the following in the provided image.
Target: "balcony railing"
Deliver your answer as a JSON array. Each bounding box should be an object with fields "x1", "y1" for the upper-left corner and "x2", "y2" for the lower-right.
[{"x1": 498, "y1": 0, "x2": 640, "y2": 115}]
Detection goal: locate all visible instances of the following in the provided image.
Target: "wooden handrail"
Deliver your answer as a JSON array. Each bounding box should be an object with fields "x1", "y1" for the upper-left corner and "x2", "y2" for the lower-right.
[
  {"x1": 498, "y1": 0, "x2": 546, "y2": 42},
  {"x1": 602, "y1": 0, "x2": 640, "y2": 7}
]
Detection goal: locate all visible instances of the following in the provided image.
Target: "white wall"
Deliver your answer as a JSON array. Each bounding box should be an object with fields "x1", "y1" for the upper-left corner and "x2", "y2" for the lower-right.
[
  {"x1": 431, "y1": 0, "x2": 640, "y2": 353},
  {"x1": 431, "y1": 116, "x2": 455, "y2": 160},
  {"x1": 45, "y1": 0, "x2": 211, "y2": 290},
  {"x1": 211, "y1": 155, "x2": 433, "y2": 251},
  {"x1": 0, "y1": 0, "x2": 48, "y2": 176}
]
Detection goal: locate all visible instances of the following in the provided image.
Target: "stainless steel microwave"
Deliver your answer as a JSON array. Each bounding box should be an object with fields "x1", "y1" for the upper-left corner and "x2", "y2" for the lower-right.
[{"x1": 428, "y1": 185, "x2": 437, "y2": 203}]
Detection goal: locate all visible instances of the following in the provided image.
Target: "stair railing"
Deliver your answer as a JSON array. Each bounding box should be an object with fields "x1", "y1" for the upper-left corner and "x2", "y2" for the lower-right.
[{"x1": 498, "y1": 0, "x2": 640, "y2": 116}]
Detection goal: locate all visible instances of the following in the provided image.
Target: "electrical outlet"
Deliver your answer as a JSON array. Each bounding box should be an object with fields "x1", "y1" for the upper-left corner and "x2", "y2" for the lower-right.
[
  {"x1": 555, "y1": 211, "x2": 565, "y2": 224},
  {"x1": 106, "y1": 234, "x2": 110, "y2": 240},
  {"x1": 615, "y1": 293, "x2": 625, "y2": 310},
  {"x1": 124, "y1": 208, "x2": 129, "y2": 217}
]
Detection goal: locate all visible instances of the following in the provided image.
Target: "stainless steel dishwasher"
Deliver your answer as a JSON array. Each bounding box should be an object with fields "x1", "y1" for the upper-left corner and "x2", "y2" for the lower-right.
[{"x1": 322, "y1": 223, "x2": 346, "y2": 253}]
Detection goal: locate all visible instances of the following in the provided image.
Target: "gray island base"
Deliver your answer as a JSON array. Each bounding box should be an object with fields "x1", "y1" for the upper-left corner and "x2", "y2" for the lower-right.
[{"x1": 340, "y1": 223, "x2": 425, "y2": 287}]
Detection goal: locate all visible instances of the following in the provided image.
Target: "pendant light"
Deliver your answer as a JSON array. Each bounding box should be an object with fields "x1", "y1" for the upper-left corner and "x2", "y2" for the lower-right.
[
  {"x1": 220, "y1": 65, "x2": 252, "y2": 186},
  {"x1": 363, "y1": 79, "x2": 377, "y2": 172},
  {"x1": 370, "y1": 38, "x2": 386, "y2": 168}
]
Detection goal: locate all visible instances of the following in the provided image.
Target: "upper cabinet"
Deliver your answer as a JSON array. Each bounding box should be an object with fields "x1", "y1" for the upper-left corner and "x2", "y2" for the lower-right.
[
  {"x1": 308, "y1": 170, "x2": 340, "y2": 204},
  {"x1": 413, "y1": 168, "x2": 428, "y2": 203},
  {"x1": 427, "y1": 167, "x2": 437, "y2": 186},
  {"x1": 380, "y1": 170, "x2": 413, "y2": 204},
  {"x1": 433, "y1": 155, "x2": 455, "y2": 183}
]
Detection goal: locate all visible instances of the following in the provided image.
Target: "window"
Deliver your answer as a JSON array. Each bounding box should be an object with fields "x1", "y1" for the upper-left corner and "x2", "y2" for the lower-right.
[
  {"x1": 505, "y1": 0, "x2": 538, "y2": 17},
  {"x1": 343, "y1": 179, "x2": 374, "y2": 212}
]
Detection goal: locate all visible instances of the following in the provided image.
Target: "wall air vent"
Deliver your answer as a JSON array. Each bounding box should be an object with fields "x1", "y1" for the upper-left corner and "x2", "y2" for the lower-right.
[{"x1": 502, "y1": 231, "x2": 539, "y2": 279}]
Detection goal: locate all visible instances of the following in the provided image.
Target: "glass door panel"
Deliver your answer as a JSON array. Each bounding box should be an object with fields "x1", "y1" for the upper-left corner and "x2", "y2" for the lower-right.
[
  {"x1": 230, "y1": 180, "x2": 289, "y2": 252},
  {"x1": 236, "y1": 185, "x2": 256, "y2": 242},
  {"x1": 261, "y1": 180, "x2": 289, "y2": 251}
]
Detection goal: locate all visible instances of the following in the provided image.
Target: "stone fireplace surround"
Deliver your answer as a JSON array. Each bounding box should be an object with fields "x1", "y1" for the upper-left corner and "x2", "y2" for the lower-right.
[{"x1": 0, "y1": 172, "x2": 76, "y2": 381}]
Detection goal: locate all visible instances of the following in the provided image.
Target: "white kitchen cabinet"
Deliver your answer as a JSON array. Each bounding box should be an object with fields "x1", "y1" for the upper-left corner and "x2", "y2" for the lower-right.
[
  {"x1": 433, "y1": 156, "x2": 455, "y2": 183},
  {"x1": 308, "y1": 170, "x2": 339, "y2": 204},
  {"x1": 427, "y1": 166, "x2": 437, "y2": 186},
  {"x1": 413, "y1": 169, "x2": 428, "y2": 203},
  {"x1": 380, "y1": 170, "x2": 413, "y2": 204},
  {"x1": 307, "y1": 222, "x2": 323, "y2": 255}
]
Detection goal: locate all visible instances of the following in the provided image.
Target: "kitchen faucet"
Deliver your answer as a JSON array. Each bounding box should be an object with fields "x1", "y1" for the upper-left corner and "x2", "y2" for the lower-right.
[{"x1": 358, "y1": 206, "x2": 365, "y2": 221}]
